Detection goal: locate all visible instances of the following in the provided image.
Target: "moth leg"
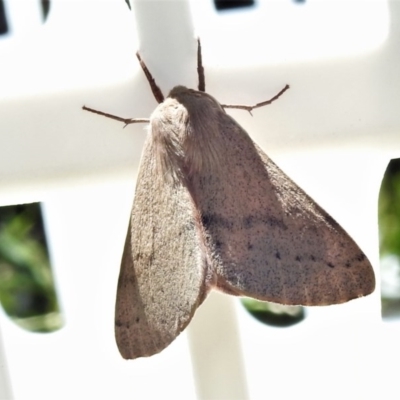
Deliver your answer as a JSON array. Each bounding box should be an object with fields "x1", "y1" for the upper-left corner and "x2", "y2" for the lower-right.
[
  {"x1": 136, "y1": 52, "x2": 165, "y2": 104},
  {"x1": 82, "y1": 106, "x2": 149, "y2": 127},
  {"x1": 221, "y1": 84, "x2": 290, "y2": 115},
  {"x1": 197, "y1": 38, "x2": 206, "y2": 92}
]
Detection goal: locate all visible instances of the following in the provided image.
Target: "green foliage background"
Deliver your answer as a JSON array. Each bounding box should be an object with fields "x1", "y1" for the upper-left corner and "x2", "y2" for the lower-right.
[
  {"x1": 379, "y1": 159, "x2": 400, "y2": 317},
  {"x1": 0, "y1": 203, "x2": 62, "y2": 332}
]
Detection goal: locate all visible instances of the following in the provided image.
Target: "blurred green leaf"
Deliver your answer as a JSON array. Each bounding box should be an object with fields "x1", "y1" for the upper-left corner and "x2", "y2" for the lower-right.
[
  {"x1": 0, "y1": 203, "x2": 62, "y2": 332},
  {"x1": 379, "y1": 159, "x2": 400, "y2": 258},
  {"x1": 241, "y1": 298, "x2": 305, "y2": 327},
  {"x1": 379, "y1": 158, "x2": 400, "y2": 318}
]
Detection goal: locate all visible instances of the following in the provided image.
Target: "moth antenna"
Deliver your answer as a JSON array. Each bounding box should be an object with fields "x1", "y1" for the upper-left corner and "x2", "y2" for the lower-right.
[
  {"x1": 222, "y1": 84, "x2": 290, "y2": 114},
  {"x1": 136, "y1": 52, "x2": 165, "y2": 104},
  {"x1": 82, "y1": 106, "x2": 149, "y2": 126},
  {"x1": 197, "y1": 38, "x2": 206, "y2": 92}
]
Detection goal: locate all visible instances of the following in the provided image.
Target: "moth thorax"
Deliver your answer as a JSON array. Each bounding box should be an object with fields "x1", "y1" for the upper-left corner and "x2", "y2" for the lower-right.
[
  {"x1": 150, "y1": 101, "x2": 190, "y2": 184},
  {"x1": 150, "y1": 95, "x2": 223, "y2": 184}
]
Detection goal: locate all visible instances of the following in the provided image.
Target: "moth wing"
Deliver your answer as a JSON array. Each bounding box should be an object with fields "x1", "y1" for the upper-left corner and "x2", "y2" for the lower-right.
[
  {"x1": 115, "y1": 139, "x2": 207, "y2": 359},
  {"x1": 192, "y1": 113, "x2": 375, "y2": 306}
]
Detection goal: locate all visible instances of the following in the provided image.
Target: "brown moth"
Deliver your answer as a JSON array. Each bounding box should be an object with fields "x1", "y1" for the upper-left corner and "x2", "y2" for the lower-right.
[{"x1": 83, "y1": 40, "x2": 375, "y2": 360}]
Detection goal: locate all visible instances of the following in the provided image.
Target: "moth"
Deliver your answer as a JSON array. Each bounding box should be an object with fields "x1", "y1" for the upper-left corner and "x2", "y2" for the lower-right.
[{"x1": 83, "y1": 40, "x2": 375, "y2": 360}]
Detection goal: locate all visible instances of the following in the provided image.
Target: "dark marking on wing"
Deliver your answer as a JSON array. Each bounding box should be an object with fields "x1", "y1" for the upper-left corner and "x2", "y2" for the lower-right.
[
  {"x1": 323, "y1": 214, "x2": 341, "y2": 229},
  {"x1": 201, "y1": 213, "x2": 287, "y2": 231},
  {"x1": 357, "y1": 253, "x2": 366, "y2": 262}
]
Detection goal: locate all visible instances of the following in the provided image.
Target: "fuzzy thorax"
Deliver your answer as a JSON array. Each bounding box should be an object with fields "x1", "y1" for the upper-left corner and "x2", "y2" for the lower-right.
[{"x1": 149, "y1": 86, "x2": 225, "y2": 184}]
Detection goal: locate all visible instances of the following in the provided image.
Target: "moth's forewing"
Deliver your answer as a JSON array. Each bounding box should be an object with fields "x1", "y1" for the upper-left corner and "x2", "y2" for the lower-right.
[
  {"x1": 115, "y1": 138, "x2": 207, "y2": 359},
  {"x1": 180, "y1": 96, "x2": 375, "y2": 306}
]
